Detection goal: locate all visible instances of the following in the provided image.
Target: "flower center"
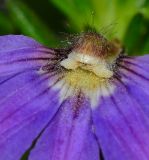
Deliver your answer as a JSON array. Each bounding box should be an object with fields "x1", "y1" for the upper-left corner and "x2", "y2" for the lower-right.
[
  {"x1": 57, "y1": 32, "x2": 122, "y2": 107},
  {"x1": 60, "y1": 32, "x2": 121, "y2": 90}
]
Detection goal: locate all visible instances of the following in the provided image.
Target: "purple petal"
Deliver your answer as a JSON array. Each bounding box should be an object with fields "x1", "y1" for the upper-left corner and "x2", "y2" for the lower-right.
[
  {"x1": 29, "y1": 95, "x2": 100, "y2": 160},
  {"x1": 92, "y1": 55, "x2": 149, "y2": 160},
  {"x1": 0, "y1": 35, "x2": 61, "y2": 160},
  {"x1": 0, "y1": 35, "x2": 42, "y2": 51},
  {"x1": 0, "y1": 35, "x2": 55, "y2": 76}
]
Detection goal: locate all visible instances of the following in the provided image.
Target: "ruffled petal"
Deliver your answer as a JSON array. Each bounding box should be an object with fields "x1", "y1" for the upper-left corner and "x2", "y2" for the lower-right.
[
  {"x1": 0, "y1": 35, "x2": 61, "y2": 160},
  {"x1": 29, "y1": 95, "x2": 100, "y2": 160},
  {"x1": 92, "y1": 55, "x2": 149, "y2": 160}
]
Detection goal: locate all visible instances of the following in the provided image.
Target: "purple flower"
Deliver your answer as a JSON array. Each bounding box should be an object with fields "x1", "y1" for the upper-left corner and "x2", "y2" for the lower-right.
[{"x1": 0, "y1": 32, "x2": 149, "y2": 160}]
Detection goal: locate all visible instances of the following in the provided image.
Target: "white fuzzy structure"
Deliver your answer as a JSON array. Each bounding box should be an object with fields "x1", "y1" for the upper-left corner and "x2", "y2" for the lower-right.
[{"x1": 60, "y1": 52, "x2": 113, "y2": 78}]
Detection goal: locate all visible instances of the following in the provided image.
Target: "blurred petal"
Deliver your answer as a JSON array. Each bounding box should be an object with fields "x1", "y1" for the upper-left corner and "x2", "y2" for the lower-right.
[
  {"x1": 0, "y1": 35, "x2": 61, "y2": 160},
  {"x1": 92, "y1": 55, "x2": 149, "y2": 160},
  {"x1": 29, "y1": 95, "x2": 100, "y2": 160}
]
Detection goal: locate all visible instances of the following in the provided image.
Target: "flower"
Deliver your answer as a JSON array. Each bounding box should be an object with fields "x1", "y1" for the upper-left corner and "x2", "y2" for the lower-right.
[{"x1": 0, "y1": 32, "x2": 149, "y2": 160}]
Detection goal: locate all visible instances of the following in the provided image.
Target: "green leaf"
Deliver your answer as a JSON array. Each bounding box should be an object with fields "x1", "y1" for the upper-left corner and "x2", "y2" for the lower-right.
[
  {"x1": 92, "y1": 0, "x2": 147, "y2": 39},
  {"x1": 142, "y1": 33, "x2": 149, "y2": 53},
  {"x1": 123, "y1": 13, "x2": 148, "y2": 55},
  {"x1": 50, "y1": 0, "x2": 94, "y2": 31},
  {"x1": 51, "y1": 0, "x2": 148, "y2": 41},
  {"x1": 6, "y1": 0, "x2": 58, "y2": 47},
  {"x1": 0, "y1": 12, "x2": 14, "y2": 34},
  {"x1": 140, "y1": 0, "x2": 149, "y2": 19}
]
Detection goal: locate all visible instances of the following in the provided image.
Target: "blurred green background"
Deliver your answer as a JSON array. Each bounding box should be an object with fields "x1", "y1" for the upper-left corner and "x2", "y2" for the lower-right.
[{"x1": 0, "y1": 0, "x2": 149, "y2": 55}]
